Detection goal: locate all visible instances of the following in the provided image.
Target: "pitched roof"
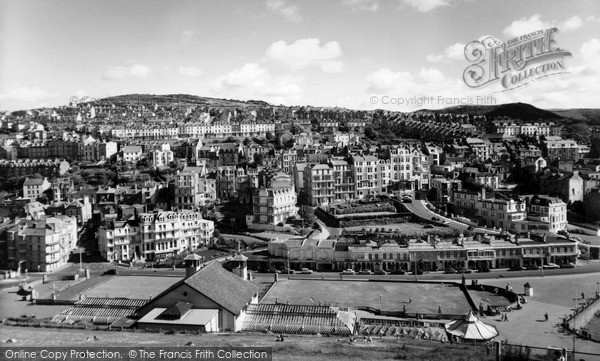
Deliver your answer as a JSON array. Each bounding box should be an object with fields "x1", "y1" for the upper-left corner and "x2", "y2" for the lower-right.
[
  {"x1": 158, "y1": 301, "x2": 192, "y2": 320},
  {"x1": 183, "y1": 262, "x2": 259, "y2": 315}
]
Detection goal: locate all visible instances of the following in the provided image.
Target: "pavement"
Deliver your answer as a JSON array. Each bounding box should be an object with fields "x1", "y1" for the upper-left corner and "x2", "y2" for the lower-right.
[{"x1": 480, "y1": 272, "x2": 600, "y2": 355}]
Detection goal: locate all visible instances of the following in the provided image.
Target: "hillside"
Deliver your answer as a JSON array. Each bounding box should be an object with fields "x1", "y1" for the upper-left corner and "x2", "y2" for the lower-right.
[
  {"x1": 416, "y1": 102, "x2": 563, "y2": 120},
  {"x1": 99, "y1": 94, "x2": 272, "y2": 108},
  {"x1": 550, "y1": 108, "x2": 600, "y2": 122}
]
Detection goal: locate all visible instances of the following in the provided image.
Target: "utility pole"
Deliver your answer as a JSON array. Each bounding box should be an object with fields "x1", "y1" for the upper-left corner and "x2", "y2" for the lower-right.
[
  {"x1": 287, "y1": 250, "x2": 291, "y2": 280},
  {"x1": 573, "y1": 289, "x2": 576, "y2": 361}
]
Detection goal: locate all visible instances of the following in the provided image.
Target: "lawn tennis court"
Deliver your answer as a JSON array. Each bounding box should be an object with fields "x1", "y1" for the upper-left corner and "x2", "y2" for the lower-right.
[{"x1": 261, "y1": 279, "x2": 471, "y2": 315}]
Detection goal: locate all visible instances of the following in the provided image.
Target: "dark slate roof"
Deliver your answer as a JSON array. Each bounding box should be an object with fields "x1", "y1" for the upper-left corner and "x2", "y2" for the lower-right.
[
  {"x1": 158, "y1": 301, "x2": 192, "y2": 320},
  {"x1": 184, "y1": 262, "x2": 259, "y2": 315}
]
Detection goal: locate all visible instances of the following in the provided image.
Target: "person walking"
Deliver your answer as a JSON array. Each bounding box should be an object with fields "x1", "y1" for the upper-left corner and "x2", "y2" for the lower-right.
[{"x1": 544, "y1": 312, "x2": 549, "y2": 322}]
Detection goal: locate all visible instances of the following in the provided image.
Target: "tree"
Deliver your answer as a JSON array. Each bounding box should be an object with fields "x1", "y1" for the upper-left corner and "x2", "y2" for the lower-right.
[
  {"x1": 583, "y1": 192, "x2": 600, "y2": 221},
  {"x1": 566, "y1": 123, "x2": 591, "y2": 144},
  {"x1": 265, "y1": 131, "x2": 274, "y2": 141},
  {"x1": 243, "y1": 137, "x2": 252, "y2": 146},
  {"x1": 299, "y1": 205, "x2": 316, "y2": 226}
]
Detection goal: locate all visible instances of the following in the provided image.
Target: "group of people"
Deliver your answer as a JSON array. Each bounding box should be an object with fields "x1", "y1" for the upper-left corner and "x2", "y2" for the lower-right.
[
  {"x1": 500, "y1": 312, "x2": 509, "y2": 322},
  {"x1": 275, "y1": 334, "x2": 285, "y2": 342}
]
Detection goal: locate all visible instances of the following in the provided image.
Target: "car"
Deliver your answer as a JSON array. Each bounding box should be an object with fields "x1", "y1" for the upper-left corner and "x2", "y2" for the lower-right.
[
  {"x1": 442, "y1": 220, "x2": 450, "y2": 224},
  {"x1": 358, "y1": 270, "x2": 372, "y2": 275},
  {"x1": 509, "y1": 264, "x2": 525, "y2": 271},
  {"x1": 458, "y1": 268, "x2": 473, "y2": 274},
  {"x1": 282, "y1": 268, "x2": 295, "y2": 274},
  {"x1": 269, "y1": 269, "x2": 281, "y2": 274},
  {"x1": 477, "y1": 267, "x2": 491, "y2": 273},
  {"x1": 444, "y1": 267, "x2": 457, "y2": 274},
  {"x1": 559, "y1": 262, "x2": 575, "y2": 269},
  {"x1": 431, "y1": 217, "x2": 440, "y2": 222},
  {"x1": 300, "y1": 268, "x2": 314, "y2": 274},
  {"x1": 102, "y1": 269, "x2": 118, "y2": 276},
  {"x1": 391, "y1": 269, "x2": 406, "y2": 275},
  {"x1": 374, "y1": 270, "x2": 388, "y2": 275},
  {"x1": 570, "y1": 229, "x2": 584, "y2": 234},
  {"x1": 340, "y1": 269, "x2": 356, "y2": 275},
  {"x1": 542, "y1": 263, "x2": 560, "y2": 269},
  {"x1": 423, "y1": 224, "x2": 434, "y2": 229},
  {"x1": 526, "y1": 264, "x2": 539, "y2": 271}
]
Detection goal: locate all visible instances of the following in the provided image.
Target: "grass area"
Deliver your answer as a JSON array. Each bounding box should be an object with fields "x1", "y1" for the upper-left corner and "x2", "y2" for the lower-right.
[
  {"x1": 0, "y1": 326, "x2": 494, "y2": 361},
  {"x1": 83, "y1": 276, "x2": 180, "y2": 299},
  {"x1": 262, "y1": 280, "x2": 471, "y2": 315}
]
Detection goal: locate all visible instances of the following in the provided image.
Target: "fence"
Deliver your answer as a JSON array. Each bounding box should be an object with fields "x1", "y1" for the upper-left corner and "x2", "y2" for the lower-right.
[{"x1": 499, "y1": 342, "x2": 600, "y2": 361}]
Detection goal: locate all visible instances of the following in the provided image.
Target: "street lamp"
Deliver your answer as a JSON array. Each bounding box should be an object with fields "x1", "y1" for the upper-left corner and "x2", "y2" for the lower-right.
[
  {"x1": 537, "y1": 250, "x2": 544, "y2": 277},
  {"x1": 287, "y1": 250, "x2": 291, "y2": 280}
]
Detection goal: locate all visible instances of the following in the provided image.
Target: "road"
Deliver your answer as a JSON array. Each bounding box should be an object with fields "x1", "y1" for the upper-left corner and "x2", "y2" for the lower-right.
[
  {"x1": 252, "y1": 260, "x2": 600, "y2": 282},
  {"x1": 403, "y1": 199, "x2": 468, "y2": 230},
  {"x1": 404, "y1": 199, "x2": 503, "y2": 235}
]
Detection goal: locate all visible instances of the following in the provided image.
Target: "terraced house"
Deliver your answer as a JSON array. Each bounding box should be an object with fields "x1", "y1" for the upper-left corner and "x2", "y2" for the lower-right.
[
  {"x1": 0, "y1": 216, "x2": 78, "y2": 272},
  {"x1": 98, "y1": 210, "x2": 214, "y2": 261}
]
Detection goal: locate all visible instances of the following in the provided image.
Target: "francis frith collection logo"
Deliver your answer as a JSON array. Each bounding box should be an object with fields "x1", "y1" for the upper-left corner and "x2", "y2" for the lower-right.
[{"x1": 463, "y1": 28, "x2": 572, "y2": 91}]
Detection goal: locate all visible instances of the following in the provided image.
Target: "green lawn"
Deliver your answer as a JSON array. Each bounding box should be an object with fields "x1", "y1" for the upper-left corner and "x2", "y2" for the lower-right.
[{"x1": 262, "y1": 280, "x2": 471, "y2": 315}]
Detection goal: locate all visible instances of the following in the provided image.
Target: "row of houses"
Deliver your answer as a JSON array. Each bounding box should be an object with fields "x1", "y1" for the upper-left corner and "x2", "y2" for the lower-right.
[
  {"x1": 266, "y1": 232, "x2": 578, "y2": 272},
  {"x1": 98, "y1": 210, "x2": 215, "y2": 262}
]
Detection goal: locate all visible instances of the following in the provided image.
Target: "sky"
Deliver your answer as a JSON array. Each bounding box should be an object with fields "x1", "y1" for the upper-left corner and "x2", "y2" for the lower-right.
[{"x1": 1, "y1": 0, "x2": 599, "y2": 112}]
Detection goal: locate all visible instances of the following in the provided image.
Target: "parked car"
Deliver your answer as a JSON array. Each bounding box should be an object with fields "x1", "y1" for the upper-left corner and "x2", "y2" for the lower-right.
[
  {"x1": 477, "y1": 267, "x2": 491, "y2": 273},
  {"x1": 102, "y1": 269, "x2": 118, "y2": 276},
  {"x1": 282, "y1": 268, "x2": 295, "y2": 274},
  {"x1": 444, "y1": 267, "x2": 457, "y2": 274},
  {"x1": 300, "y1": 268, "x2": 314, "y2": 274},
  {"x1": 509, "y1": 264, "x2": 525, "y2": 271},
  {"x1": 458, "y1": 268, "x2": 473, "y2": 274},
  {"x1": 542, "y1": 263, "x2": 560, "y2": 269},
  {"x1": 358, "y1": 270, "x2": 372, "y2": 275},
  {"x1": 570, "y1": 229, "x2": 584, "y2": 234},
  {"x1": 374, "y1": 270, "x2": 388, "y2": 275},
  {"x1": 431, "y1": 216, "x2": 440, "y2": 222},
  {"x1": 423, "y1": 224, "x2": 434, "y2": 229},
  {"x1": 269, "y1": 268, "x2": 281, "y2": 274},
  {"x1": 340, "y1": 269, "x2": 355, "y2": 275},
  {"x1": 442, "y1": 220, "x2": 450, "y2": 224},
  {"x1": 391, "y1": 269, "x2": 406, "y2": 275},
  {"x1": 526, "y1": 264, "x2": 539, "y2": 271},
  {"x1": 559, "y1": 262, "x2": 575, "y2": 269}
]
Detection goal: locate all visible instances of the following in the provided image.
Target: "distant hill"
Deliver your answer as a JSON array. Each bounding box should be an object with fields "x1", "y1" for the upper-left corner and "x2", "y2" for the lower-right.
[
  {"x1": 549, "y1": 108, "x2": 600, "y2": 122},
  {"x1": 417, "y1": 102, "x2": 563, "y2": 120},
  {"x1": 99, "y1": 94, "x2": 272, "y2": 108}
]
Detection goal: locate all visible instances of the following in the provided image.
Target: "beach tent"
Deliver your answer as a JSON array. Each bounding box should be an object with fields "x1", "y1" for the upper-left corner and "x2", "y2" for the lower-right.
[{"x1": 444, "y1": 310, "x2": 499, "y2": 341}]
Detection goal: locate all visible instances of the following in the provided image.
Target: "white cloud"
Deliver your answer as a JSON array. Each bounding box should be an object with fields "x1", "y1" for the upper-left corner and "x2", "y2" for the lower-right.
[
  {"x1": 265, "y1": 38, "x2": 344, "y2": 72},
  {"x1": 366, "y1": 68, "x2": 414, "y2": 93},
  {"x1": 266, "y1": 0, "x2": 302, "y2": 22},
  {"x1": 215, "y1": 63, "x2": 268, "y2": 90},
  {"x1": 399, "y1": 0, "x2": 451, "y2": 13},
  {"x1": 580, "y1": 38, "x2": 600, "y2": 61},
  {"x1": 503, "y1": 14, "x2": 582, "y2": 38},
  {"x1": 562, "y1": 16, "x2": 583, "y2": 31},
  {"x1": 426, "y1": 42, "x2": 465, "y2": 62},
  {"x1": 179, "y1": 66, "x2": 202, "y2": 77},
  {"x1": 343, "y1": 0, "x2": 379, "y2": 12},
  {"x1": 0, "y1": 87, "x2": 55, "y2": 102},
  {"x1": 214, "y1": 63, "x2": 302, "y2": 104},
  {"x1": 102, "y1": 64, "x2": 151, "y2": 80}
]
